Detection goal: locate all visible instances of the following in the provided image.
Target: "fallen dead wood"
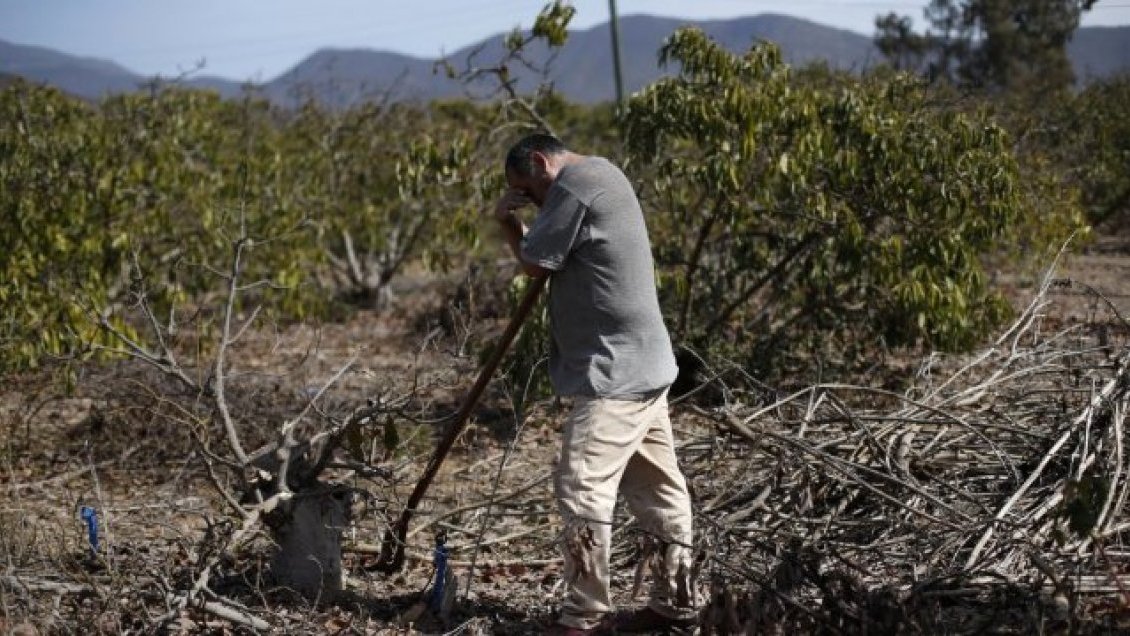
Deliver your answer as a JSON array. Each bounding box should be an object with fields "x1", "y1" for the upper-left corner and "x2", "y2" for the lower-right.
[
  {"x1": 8, "y1": 446, "x2": 138, "y2": 492},
  {"x1": 405, "y1": 470, "x2": 552, "y2": 540},
  {"x1": 684, "y1": 273, "x2": 1130, "y2": 633},
  {"x1": 966, "y1": 341, "x2": 1130, "y2": 567},
  {"x1": 1036, "y1": 574, "x2": 1130, "y2": 595},
  {"x1": 343, "y1": 544, "x2": 563, "y2": 568},
  {"x1": 0, "y1": 575, "x2": 270, "y2": 631}
]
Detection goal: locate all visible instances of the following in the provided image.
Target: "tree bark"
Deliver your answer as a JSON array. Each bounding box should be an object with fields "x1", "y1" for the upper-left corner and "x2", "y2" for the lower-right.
[{"x1": 268, "y1": 489, "x2": 352, "y2": 601}]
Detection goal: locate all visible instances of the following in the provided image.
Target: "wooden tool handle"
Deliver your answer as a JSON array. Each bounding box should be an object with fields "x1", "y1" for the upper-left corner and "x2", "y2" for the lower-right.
[{"x1": 375, "y1": 274, "x2": 548, "y2": 573}]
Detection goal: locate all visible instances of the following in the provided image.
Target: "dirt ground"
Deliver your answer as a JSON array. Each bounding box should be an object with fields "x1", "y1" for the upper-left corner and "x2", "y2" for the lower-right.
[{"x1": 3, "y1": 238, "x2": 1130, "y2": 634}]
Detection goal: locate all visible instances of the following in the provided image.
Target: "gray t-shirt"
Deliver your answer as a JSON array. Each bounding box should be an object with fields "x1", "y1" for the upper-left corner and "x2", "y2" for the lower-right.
[{"x1": 520, "y1": 156, "x2": 678, "y2": 398}]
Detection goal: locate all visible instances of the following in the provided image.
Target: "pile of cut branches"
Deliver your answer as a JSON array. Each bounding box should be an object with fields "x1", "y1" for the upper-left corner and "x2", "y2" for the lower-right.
[{"x1": 683, "y1": 273, "x2": 1130, "y2": 634}]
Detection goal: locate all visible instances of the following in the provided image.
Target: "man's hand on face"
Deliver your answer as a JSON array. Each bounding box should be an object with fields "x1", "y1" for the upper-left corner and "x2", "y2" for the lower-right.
[{"x1": 494, "y1": 188, "x2": 533, "y2": 222}]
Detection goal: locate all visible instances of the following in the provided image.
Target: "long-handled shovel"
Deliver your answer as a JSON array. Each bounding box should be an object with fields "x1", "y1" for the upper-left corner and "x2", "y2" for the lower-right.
[{"x1": 374, "y1": 274, "x2": 549, "y2": 573}]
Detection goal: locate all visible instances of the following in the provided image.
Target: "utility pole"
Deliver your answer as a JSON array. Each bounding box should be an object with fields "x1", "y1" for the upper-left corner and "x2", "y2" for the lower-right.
[{"x1": 608, "y1": 0, "x2": 625, "y2": 106}]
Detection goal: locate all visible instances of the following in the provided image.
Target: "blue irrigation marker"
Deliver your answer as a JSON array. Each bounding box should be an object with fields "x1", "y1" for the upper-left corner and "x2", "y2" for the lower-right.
[
  {"x1": 430, "y1": 534, "x2": 450, "y2": 611},
  {"x1": 80, "y1": 506, "x2": 99, "y2": 556}
]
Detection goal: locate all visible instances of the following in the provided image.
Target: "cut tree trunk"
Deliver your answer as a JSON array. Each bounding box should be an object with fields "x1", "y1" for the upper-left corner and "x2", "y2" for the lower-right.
[{"x1": 267, "y1": 488, "x2": 352, "y2": 601}]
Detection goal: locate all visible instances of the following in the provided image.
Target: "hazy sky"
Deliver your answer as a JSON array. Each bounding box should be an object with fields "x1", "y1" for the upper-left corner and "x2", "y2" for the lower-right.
[{"x1": 3, "y1": 1, "x2": 1128, "y2": 81}]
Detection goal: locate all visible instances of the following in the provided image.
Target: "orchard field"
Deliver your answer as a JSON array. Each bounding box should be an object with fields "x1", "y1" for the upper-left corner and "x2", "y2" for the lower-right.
[{"x1": 3, "y1": 3, "x2": 1130, "y2": 633}]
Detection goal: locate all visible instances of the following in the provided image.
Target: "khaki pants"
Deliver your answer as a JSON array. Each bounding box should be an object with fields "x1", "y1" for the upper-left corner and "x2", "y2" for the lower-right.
[{"x1": 554, "y1": 389, "x2": 695, "y2": 630}]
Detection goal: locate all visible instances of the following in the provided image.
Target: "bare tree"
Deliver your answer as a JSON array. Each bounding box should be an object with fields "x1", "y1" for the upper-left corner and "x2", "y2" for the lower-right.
[{"x1": 80, "y1": 210, "x2": 408, "y2": 617}]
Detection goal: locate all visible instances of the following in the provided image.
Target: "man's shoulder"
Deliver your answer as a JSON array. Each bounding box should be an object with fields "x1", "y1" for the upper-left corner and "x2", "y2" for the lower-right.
[
  {"x1": 569, "y1": 155, "x2": 619, "y2": 179},
  {"x1": 557, "y1": 156, "x2": 625, "y2": 201}
]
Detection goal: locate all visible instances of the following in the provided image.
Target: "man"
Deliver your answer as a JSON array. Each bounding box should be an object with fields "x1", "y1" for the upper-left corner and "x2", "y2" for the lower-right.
[{"x1": 492, "y1": 134, "x2": 696, "y2": 634}]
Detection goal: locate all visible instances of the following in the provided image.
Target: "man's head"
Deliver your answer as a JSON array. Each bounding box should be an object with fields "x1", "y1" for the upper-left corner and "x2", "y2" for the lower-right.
[{"x1": 504, "y1": 133, "x2": 568, "y2": 206}]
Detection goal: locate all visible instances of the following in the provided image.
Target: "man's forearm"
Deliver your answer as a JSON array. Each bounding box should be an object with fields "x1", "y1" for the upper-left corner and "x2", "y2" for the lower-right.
[
  {"x1": 497, "y1": 212, "x2": 548, "y2": 278},
  {"x1": 497, "y1": 212, "x2": 526, "y2": 263}
]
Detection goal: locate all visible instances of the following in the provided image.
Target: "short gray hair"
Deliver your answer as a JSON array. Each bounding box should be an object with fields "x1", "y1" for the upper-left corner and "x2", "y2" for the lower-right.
[{"x1": 505, "y1": 133, "x2": 566, "y2": 177}]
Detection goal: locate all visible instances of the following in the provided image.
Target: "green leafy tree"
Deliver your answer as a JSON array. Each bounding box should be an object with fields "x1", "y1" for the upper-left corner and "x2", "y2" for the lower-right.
[
  {"x1": 973, "y1": 72, "x2": 1127, "y2": 234},
  {"x1": 624, "y1": 29, "x2": 1082, "y2": 377},
  {"x1": 1039, "y1": 76, "x2": 1130, "y2": 230},
  {"x1": 1, "y1": 82, "x2": 117, "y2": 368},
  {"x1": 876, "y1": 0, "x2": 1097, "y2": 92},
  {"x1": 0, "y1": 81, "x2": 480, "y2": 372},
  {"x1": 286, "y1": 101, "x2": 478, "y2": 308}
]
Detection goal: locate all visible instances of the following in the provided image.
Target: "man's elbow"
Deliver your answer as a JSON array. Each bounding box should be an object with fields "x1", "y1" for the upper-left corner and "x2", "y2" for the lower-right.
[{"x1": 520, "y1": 260, "x2": 550, "y2": 279}]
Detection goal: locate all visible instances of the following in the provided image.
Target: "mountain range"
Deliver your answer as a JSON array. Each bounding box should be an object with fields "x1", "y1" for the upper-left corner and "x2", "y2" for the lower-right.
[{"x1": 3, "y1": 13, "x2": 1128, "y2": 106}]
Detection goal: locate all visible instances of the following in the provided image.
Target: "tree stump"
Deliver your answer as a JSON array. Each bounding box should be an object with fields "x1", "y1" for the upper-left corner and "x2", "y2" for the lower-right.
[{"x1": 267, "y1": 488, "x2": 352, "y2": 601}]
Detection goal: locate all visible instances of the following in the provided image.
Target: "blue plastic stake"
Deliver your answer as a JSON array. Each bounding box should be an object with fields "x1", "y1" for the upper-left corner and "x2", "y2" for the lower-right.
[
  {"x1": 80, "y1": 506, "x2": 99, "y2": 556},
  {"x1": 430, "y1": 535, "x2": 449, "y2": 611}
]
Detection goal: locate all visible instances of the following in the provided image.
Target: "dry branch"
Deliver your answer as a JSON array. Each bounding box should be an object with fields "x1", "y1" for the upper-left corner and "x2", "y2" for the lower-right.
[
  {"x1": 71, "y1": 215, "x2": 415, "y2": 610},
  {"x1": 685, "y1": 272, "x2": 1130, "y2": 632},
  {"x1": 0, "y1": 575, "x2": 269, "y2": 631},
  {"x1": 966, "y1": 345, "x2": 1130, "y2": 567}
]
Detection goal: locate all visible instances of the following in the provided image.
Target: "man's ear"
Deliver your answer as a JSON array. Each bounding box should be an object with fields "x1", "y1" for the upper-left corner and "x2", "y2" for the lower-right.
[{"x1": 530, "y1": 151, "x2": 550, "y2": 177}]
